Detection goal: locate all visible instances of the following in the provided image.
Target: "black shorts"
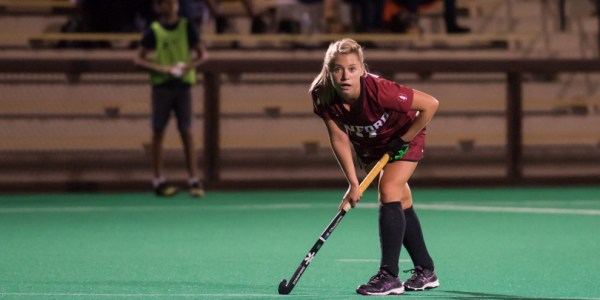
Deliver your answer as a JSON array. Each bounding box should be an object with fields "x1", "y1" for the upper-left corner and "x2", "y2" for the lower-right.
[{"x1": 151, "y1": 86, "x2": 192, "y2": 132}]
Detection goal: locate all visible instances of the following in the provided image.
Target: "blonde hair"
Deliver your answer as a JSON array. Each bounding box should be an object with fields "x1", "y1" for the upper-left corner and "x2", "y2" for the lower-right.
[{"x1": 309, "y1": 38, "x2": 365, "y2": 105}]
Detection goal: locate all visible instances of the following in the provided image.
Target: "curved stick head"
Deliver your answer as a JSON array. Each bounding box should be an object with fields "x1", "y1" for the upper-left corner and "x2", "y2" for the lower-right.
[{"x1": 278, "y1": 279, "x2": 292, "y2": 295}]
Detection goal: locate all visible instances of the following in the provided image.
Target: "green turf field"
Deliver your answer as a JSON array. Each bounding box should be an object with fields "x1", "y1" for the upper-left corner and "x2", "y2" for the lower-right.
[{"x1": 1, "y1": 187, "x2": 599, "y2": 299}]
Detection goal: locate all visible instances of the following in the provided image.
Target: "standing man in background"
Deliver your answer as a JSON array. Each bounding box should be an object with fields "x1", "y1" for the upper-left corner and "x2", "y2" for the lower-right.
[{"x1": 134, "y1": 0, "x2": 206, "y2": 197}]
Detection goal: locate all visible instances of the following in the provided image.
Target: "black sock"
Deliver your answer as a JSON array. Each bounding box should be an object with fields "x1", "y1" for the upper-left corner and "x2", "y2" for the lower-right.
[
  {"x1": 378, "y1": 202, "x2": 405, "y2": 277},
  {"x1": 403, "y1": 205, "x2": 434, "y2": 270}
]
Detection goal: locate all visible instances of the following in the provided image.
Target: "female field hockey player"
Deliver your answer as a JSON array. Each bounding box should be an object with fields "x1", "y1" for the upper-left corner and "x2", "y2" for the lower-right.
[{"x1": 310, "y1": 38, "x2": 440, "y2": 295}]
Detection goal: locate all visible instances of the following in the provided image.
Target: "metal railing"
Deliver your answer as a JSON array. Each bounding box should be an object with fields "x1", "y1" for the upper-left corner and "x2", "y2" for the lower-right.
[{"x1": 1, "y1": 56, "x2": 599, "y2": 189}]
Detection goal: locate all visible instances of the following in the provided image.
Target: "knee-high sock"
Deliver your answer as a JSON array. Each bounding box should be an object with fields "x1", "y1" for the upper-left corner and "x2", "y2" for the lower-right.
[
  {"x1": 379, "y1": 202, "x2": 405, "y2": 277},
  {"x1": 403, "y1": 205, "x2": 434, "y2": 270}
]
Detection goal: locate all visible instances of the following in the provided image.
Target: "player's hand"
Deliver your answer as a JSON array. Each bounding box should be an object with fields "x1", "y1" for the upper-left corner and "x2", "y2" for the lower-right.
[
  {"x1": 388, "y1": 138, "x2": 410, "y2": 162},
  {"x1": 340, "y1": 184, "x2": 360, "y2": 211},
  {"x1": 169, "y1": 62, "x2": 187, "y2": 77}
]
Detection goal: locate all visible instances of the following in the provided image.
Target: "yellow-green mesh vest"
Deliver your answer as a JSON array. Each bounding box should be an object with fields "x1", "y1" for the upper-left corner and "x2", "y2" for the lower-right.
[{"x1": 150, "y1": 18, "x2": 195, "y2": 85}]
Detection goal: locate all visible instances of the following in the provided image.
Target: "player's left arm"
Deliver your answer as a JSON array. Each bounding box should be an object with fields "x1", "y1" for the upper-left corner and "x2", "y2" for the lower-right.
[
  {"x1": 134, "y1": 46, "x2": 171, "y2": 74},
  {"x1": 186, "y1": 21, "x2": 207, "y2": 72},
  {"x1": 188, "y1": 41, "x2": 207, "y2": 71},
  {"x1": 400, "y1": 89, "x2": 439, "y2": 142}
]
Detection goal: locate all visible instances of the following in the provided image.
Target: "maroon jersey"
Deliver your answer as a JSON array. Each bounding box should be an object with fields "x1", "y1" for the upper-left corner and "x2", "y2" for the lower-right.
[{"x1": 313, "y1": 73, "x2": 426, "y2": 164}]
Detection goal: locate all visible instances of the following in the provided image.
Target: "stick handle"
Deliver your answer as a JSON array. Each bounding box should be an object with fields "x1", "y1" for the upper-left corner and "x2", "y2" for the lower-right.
[{"x1": 341, "y1": 153, "x2": 390, "y2": 212}]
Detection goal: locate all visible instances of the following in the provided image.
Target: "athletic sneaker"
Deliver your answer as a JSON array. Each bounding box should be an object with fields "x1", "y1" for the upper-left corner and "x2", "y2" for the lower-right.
[
  {"x1": 403, "y1": 266, "x2": 439, "y2": 291},
  {"x1": 189, "y1": 181, "x2": 205, "y2": 198},
  {"x1": 356, "y1": 269, "x2": 404, "y2": 296},
  {"x1": 154, "y1": 182, "x2": 177, "y2": 197}
]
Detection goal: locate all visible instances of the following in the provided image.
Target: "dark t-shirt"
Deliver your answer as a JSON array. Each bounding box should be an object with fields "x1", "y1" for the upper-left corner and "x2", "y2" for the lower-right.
[{"x1": 313, "y1": 73, "x2": 424, "y2": 162}]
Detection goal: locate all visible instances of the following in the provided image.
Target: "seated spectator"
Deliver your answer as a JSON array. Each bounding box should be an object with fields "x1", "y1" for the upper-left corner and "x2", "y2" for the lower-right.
[
  {"x1": 322, "y1": 0, "x2": 386, "y2": 33},
  {"x1": 203, "y1": 0, "x2": 267, "y2": 34},
  {"x1": 389, "y1": 0, "x2": 470, "y2": 34},
  {"x1": 345, "y1": 0, "x2": 386, "y2": 33}
]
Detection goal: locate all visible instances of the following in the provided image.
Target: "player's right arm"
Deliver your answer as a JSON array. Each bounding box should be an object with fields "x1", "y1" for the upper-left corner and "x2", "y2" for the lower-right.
[
  {"x1": 133, "y1": 28, "x2": 173, "y2": 74},
  {"x1": 134, "y1": 46, "x2": 171, "y2": 74},
  {"x1": 323, "y1": 119, "x2": 361, "y2": 210},
  {"x1": 400, "y1": 89, "x2": 439, "y2": 142}
]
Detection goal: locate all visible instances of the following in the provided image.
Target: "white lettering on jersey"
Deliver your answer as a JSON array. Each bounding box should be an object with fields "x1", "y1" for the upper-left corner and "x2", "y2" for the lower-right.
[
  {"x1": 398, "y1": 93, "x2": 408, "y2": 102},
  {"x1": 344, "y1": 112, "x2": 389, "y2": 138}
]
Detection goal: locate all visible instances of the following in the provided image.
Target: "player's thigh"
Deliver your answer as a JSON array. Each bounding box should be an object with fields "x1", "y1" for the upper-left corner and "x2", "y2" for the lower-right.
[
  {"x1": 152, "y1": 87, "x2": 175, "y2": 131},
  {"x1": 378, "y1": 161, "x2": 418, "y2": 203},
  {"x1": 400, "y1": 183, "x2": 413, "y2": 209},
  {"x1": 173, "y1": 88, "x2": 192, "y2": 131}
]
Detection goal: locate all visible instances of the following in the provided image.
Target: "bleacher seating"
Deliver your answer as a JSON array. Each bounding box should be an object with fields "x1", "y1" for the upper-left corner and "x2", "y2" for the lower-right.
[{"x1": 0, "y1": 0, "x2": 598, "y2": 188}]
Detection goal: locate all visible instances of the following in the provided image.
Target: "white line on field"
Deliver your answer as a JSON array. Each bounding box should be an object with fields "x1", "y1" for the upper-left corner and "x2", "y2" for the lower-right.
[
  {"x1": 336, "y1": 258, "x2": 411, "y2": 263},
  {"x1": 0, "y1": 292, "x2": 312, "y2": 298},
  {"x1": 417, "y1": 203, "x2": 600, "y2": 216},
  {"x1": 359, "y1": 203, "x2": 600, "y2": 215},
  {"x1": 0, "y1": 292, "x2": 597, "y2": 299},
  {"x1": 0, "y1": 202, "x2": 599, "y2": 216}
]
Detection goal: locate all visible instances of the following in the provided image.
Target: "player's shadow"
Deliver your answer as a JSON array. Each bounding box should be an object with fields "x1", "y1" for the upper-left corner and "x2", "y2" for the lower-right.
[{"x1": 443, "y1": 290, "x2": 589, "y2": 300}]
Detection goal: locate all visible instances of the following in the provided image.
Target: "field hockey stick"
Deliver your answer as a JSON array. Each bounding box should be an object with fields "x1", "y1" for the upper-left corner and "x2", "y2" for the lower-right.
[{"x1": 278, "y1": 153, "x2": 390, "y2": 295}]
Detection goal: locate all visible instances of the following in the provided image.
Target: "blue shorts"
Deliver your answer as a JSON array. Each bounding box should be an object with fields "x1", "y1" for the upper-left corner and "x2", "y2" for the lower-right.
[{"x1": 151, "y1": 86, "x2": 193, "y2": 132}]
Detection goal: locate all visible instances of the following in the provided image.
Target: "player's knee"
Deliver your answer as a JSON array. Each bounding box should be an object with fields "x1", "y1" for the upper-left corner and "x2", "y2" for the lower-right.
[
  {"x1": 152, "y1": 127, "x2": 166, "y2": 135},
  {"x1": 400, "y1": 194, "x2": 413, "y2": 209},
  {"x1": 177, "y1": 124, "x2": 192, "y2": 133},
  {"x1": 400, "y1": 184, "x2": 413, "y2": 209},
  {"x1": 378, "y1": 186, "x2": 402, "y2": 203}
]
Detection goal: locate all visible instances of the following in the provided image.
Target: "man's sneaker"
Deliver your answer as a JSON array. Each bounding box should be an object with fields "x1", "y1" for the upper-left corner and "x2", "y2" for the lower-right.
[
  {"x1": 356, "y1": 269, "x2": 404, "y2": 296},
  {"x1": 403, "y1": 266, "x2": 439, "y2": 291},
  {"x1": 154, "y1": 182, "x2": 177, "y2": 197},
  {"x1": 189, "y1": 181, "x2": 205, "y2": 197}
]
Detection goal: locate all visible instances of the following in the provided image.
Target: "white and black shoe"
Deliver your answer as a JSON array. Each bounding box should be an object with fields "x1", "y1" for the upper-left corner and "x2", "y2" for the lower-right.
[
  {"x1": 404, "y1": 266, "x2": 439, "y2": 291},
  {"x1": 356, "y1": 269, "x2": 404, "y2": 296}
]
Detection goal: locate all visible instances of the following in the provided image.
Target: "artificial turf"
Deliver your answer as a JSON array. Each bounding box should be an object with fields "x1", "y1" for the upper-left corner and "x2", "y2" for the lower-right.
[{"x1": 0, "y1": 187, "x2": 599, "y2": 299}]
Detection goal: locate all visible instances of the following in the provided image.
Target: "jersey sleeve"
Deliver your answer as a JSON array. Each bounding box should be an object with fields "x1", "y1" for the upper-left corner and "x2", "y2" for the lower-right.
[
  {"x1": 377, "y1": 79, "x2": 414, "y2": 112},
  {"x1": 311, "y1": 89, "x2": 332, "y2": 120},
  {"x1": 187, "y1": 21, "x2": 200, "y2": 47},
  {"x1": 140, "y1": 28, "x2": 155, "y2": 50}
]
